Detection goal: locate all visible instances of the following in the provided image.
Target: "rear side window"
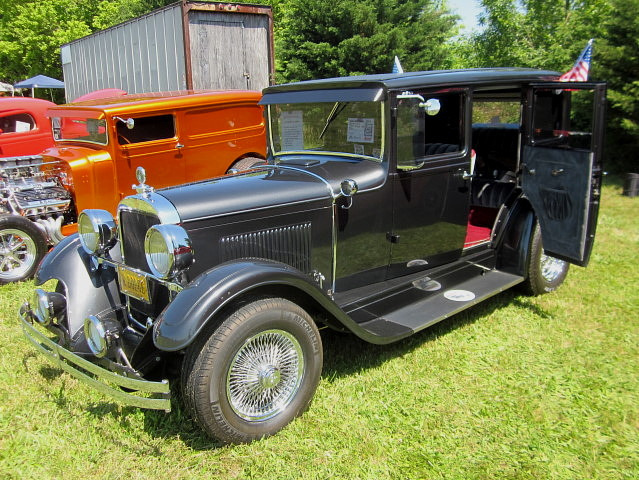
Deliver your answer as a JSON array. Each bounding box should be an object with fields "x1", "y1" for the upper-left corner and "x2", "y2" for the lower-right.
[
  {"x1": 0, "y1": 112, "x2": 36, "y2": 133},
  {"x1": 116, "y1": 114, "x2": 175, "y2": 145}
]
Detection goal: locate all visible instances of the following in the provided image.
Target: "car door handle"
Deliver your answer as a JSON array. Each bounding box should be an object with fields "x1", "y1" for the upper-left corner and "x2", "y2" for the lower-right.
[
  {"x1": 454, "y1": 169, "x2": 473, "y2": 180},
  {"x1": 551, "y1": 168, "x2": 565, "y2": 176},
  {"x1": 175, "y1": 142, "x2": 184, "y2": 149}
]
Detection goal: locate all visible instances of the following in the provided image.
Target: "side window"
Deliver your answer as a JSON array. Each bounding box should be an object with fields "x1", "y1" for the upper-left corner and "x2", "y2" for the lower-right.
[
  {"x1": 531, "y1": 89, "x2": 594, "y2": 150},
  {"x1": 396, "y1": 92, "x2": 464, "y2": 169},
  {"x1": 0, "y1": 112, "x2": 36, "y2": 134},
  {"x1": 117, "y1": 114, "x2": 175, "y2": 145}
]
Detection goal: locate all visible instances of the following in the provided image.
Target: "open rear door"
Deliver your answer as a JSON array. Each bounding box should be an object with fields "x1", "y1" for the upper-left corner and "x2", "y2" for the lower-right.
[{"x1": 522, "y1": 82, "x2": 606, "y2": 266}]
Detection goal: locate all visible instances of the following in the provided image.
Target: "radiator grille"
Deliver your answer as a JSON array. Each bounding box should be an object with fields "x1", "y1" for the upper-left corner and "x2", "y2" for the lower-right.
[
  {"x1": 220, "y1": 223, "x2": 312, "y2": 273},
  {"x1": 119, "y1": 209, "x2": 160, "y2": 273}
]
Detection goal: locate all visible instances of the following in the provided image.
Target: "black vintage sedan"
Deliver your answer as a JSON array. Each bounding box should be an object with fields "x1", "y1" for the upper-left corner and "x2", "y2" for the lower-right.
[{"x1": 20, "y1": 68, "x2": 606, "y2": 444}]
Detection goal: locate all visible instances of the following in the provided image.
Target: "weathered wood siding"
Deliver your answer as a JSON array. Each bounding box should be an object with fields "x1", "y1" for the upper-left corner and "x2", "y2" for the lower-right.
[{"x1": 188, "y1": 11, "x2": 271, "y2": 91}]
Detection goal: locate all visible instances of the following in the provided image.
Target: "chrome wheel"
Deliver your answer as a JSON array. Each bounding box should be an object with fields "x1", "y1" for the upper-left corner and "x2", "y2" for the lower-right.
[
  {"x1": 0, "y1": 228, "x2": 38, "y2": 282},
  {"x1": 227, "y1": 329, "x2": 304, "y2": 421},
  {"x1": 540, "y1": 253, "x2": 567, "y2": 283},
  {"x1": 182, "y1": 297, "x2": 322, "y2": 444}
]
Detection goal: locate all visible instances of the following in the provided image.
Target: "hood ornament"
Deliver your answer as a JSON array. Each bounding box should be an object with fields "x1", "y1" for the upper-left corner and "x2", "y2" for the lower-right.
[{"x1": 133, "y1": 166, "x2": 154, "y2": 197}]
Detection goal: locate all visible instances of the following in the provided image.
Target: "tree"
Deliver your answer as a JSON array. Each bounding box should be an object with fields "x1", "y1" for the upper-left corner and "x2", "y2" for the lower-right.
[
  {"x1": 0, "y1": 0, "x2": 173, "y2": 99},
  {"x1": 0, "y1": 0, "x2": 99, "y2": 86},
  {"x1": 466, "y1": 0, "x2": 611, "y2": 72},
  {"x1": 274, "y1": 0, "x2": 459, "y2": 82},
  {"x1": 92, "y1": 0, "x2": 174, "y2": 30},
  {"x1": 596, "y1": 0, "x2": 639, "y2": 172}
]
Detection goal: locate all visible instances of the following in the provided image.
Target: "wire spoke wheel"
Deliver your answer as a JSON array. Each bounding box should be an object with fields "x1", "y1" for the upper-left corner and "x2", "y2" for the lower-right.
[
  {"x1": 227, "y1": 329, "x2": 304, "y2": 421},
  {"x1": 522, "y1": 223, "x2": 569, "y2": 295},
  {"x1": 182, "y1": 297, "x2": 323, "y2": 444}
]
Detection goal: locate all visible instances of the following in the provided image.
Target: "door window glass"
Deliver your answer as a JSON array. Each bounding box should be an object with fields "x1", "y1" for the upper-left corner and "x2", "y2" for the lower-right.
[
  {"x1": 117, "y1": 114, "x2": 175, "y2": 145},
  {"x1": 532, "y1": 89, "x2": 594, "y2": 150},
  {"x1": 396, "y1": 92, "x2": 464, "y2": 168}
]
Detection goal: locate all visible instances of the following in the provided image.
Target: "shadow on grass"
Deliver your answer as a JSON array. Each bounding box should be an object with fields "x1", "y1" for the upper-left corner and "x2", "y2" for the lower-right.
[
  {"x1": 135, "y1": 288, "x2": 554, "y2": 449},
  {"x1": 23, "y1": 288, "x2": 554, "y2": 451},
  {"x1": 318, "y1": 288, "x2": 529, "y2": 381}
]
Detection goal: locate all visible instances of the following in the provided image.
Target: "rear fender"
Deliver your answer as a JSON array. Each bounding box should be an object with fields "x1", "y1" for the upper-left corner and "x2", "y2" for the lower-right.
[
  {"x1": 36, "y1": 234, "x2": 124, "y2": 340},
  {"x1": 494, "y1": 197, "x2": 535, "y2": 277},
  {"x1": 153, "y1": 259, "x2": 339, "y2": 351}
]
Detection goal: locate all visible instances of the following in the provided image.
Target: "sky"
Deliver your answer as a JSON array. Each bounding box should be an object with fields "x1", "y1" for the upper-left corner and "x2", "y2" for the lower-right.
[{"x1": 447, "y1": 0, "x2": 482, "y2": 33}]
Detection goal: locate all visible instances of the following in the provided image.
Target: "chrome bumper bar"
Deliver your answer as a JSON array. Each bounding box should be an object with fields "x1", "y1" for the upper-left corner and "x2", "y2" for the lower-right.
[{"x1": 20, "y1": 304, "x2": 171, "y2": 411}]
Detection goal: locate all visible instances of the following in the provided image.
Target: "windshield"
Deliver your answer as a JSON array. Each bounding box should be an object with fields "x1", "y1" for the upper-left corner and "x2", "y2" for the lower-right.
[
  {"x1": 52, "y1": 116, "x2": 108, "y2": 145},
  {"x1": 268, "y1": 101, "x2": 384, "y2": 161}
]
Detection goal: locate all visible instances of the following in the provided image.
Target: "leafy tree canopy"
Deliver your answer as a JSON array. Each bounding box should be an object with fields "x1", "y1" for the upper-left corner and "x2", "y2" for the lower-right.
[
  {"x1": 467, "y1": 0, "x2": 612, "y2": 73},
  {"x1": 0, "y1": 0, "x2": 173, "y2": 91},
  {"x1": 275, "y1": 0, "x2": 459, "y2": 82},
  {"x1": 596, "y1": 0, "x2": 639, "y2": 171}
]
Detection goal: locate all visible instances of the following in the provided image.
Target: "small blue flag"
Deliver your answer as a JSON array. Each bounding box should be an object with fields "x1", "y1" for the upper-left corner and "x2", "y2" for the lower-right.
[{"x1": 392, "y1": 56, "x2": 404, "y2": 74}]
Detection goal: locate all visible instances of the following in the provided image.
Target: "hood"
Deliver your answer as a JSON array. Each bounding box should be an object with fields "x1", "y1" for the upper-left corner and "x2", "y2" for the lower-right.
[
  {"x1": 41, "y1": 145, "x2": 111, "y2": 167},
  {"x1": 158, "y1": 156, "x2": 387, "y2": 222}
]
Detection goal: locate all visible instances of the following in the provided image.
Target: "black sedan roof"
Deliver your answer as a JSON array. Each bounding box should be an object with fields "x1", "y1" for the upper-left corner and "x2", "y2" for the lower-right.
[{"x1": 260, "y1": 68, "x2": 560, "y2": 104}]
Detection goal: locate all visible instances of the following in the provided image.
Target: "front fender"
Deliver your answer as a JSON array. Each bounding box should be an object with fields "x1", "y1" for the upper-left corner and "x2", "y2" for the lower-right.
[
  {"x1": 36, "y1": 234, "x2": 124, "y2": 339},
  {"x1": 153, "y1": 259, "x2": 333, "y2": 351}
]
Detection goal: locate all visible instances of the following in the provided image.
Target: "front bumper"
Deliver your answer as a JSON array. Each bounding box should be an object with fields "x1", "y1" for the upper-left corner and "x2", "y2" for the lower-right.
[{"x1": 19, "y1": 303, "x2": 171, "y2": 411}]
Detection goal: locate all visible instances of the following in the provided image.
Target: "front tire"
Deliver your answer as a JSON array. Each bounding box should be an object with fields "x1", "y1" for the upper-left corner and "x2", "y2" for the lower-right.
[
  {"x1": 182, "y1": 297, "x2": 323, "y2": 444},
  {"x1": 522, "y1": 223, "x2": 569, "y2": 295},
  {"x1": 0, "y1": 215, "x2": 48, "y2": 284}
]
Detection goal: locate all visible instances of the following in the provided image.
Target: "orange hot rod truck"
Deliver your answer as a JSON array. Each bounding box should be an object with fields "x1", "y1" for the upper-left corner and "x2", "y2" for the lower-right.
[{"x1": 0, "y1": 90, "x2": 266, "y2": 283}]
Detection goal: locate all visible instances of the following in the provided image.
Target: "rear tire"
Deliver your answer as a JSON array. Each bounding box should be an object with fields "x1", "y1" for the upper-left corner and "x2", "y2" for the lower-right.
[
  {"x1": 182, "y1": 297, "x2": 323, "y2": 444},
  {"x1": 521, "y1": 223, "x2": 569, "y2": 295},
  {"x1": 0, "y1": 215, "x2": 48, "y2": 284}
]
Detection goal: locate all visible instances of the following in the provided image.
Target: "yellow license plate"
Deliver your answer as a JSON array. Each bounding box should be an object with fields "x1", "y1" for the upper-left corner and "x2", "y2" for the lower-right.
[{"x1": 118, "y1": 266, "x2": 150, "y2": 303}]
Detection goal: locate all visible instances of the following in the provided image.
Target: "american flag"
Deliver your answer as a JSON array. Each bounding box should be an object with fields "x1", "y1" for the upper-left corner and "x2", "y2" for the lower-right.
[{"x1": 559, "y1": 39, "x2": 593, "y2": 82}]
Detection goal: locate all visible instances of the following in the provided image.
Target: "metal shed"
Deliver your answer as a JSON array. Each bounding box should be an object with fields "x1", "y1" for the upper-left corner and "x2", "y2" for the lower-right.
[{"x1": 60, "y1": 1, "x2": 274, "y2": 101}]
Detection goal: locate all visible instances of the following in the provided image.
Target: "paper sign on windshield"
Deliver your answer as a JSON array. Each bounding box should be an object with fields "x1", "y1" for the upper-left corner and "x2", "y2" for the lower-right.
[
  {"x1": 347, "y1": 118, "x2": 375, "y2": 143},
  {"x1": 280, "y1": 110, "x2": 304, "y2": 150}
]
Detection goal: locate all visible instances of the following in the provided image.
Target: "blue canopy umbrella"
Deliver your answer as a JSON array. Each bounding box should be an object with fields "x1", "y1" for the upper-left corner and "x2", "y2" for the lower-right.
[{"x1": 14, "y1": 74, "x2": 64, "y2": 98}]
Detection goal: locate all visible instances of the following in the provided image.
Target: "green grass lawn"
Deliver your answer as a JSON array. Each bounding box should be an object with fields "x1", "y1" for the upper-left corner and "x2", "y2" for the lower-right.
[{"x1": 1, "y1": 177, "x2": 637, "y2": 479}]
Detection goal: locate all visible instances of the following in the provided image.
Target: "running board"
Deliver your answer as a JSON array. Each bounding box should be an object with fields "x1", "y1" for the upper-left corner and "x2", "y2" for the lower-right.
[{"x1": 356, "y1": 270, "x2": 523, "y2": 343}]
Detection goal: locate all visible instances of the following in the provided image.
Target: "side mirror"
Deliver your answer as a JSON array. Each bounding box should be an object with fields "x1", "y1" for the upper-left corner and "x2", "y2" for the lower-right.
[
  {"x1": 397, "y1": 93, "x2": 441, "y2": 116},
  {"x1": 114, "y1": 116, "x2": 135, "y2": 129},
  {"x1": 422, "y1": 98, "x2": 441, "y2": 116}
]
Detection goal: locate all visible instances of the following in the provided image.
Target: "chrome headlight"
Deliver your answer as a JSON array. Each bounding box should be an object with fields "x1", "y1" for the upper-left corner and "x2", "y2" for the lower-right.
[
  {"x1": 31, "y1": 288, "x2": 65, "y2": 326},
  {"x1": 144, "y1": 224, "x2": 193, "y2": 279},
  {"x1": 84, "y1": 315, "x2": 121, "y2": 358},
  {"x1": 78, "y1": 209, "x2": 117, "y2": 255}
]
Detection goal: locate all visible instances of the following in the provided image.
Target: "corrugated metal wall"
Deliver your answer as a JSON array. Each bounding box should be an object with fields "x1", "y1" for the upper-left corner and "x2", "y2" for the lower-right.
[
  {"x1": 188, "y1": 11, "x2": 270, "y2": 91},
  {"x1": 61, "y1": 4, "x2": 186, "y2": 101}
]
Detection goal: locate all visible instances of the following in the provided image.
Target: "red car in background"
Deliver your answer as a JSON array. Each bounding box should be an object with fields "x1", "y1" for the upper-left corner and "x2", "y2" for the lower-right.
[{"x1": 0, "y1": 97, "x2": 55, "y2": 157}]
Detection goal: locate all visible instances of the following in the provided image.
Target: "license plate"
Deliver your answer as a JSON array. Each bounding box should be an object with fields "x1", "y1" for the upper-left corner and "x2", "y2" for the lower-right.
[{"x1": 118, "y1": 266, "x2": 150, "y2": 303}]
